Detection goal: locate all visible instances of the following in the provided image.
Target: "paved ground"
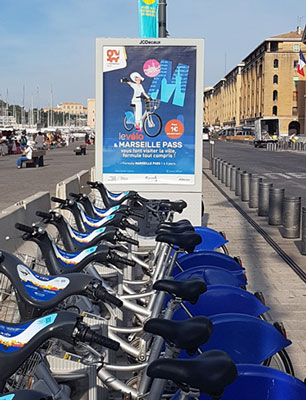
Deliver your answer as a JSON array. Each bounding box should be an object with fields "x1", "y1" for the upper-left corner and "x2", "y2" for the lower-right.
[
  {"x1": 0, "y1": 141, "x2": 95, "y2": 210},
  {"x1": 203, "y1": 158, "x2": 306, "y2": 380}
]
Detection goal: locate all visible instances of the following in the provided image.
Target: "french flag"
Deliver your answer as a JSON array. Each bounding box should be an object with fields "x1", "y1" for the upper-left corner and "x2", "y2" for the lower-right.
[{"x1": 297, "y1": 50, "x2": 306, "y2": 76}]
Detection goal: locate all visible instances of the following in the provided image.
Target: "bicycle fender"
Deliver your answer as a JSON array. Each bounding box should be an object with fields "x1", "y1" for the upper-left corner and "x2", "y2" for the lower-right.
[
  {"x1": 125, "y1": 111, "x2": 135, "y2": 123},
  {"x1": 193, "y1": 227, "x2": 228, "y2": 251},
  {"x1": 172, "y1": 284, "x2": 269, "y2": 318},
  {"x1": 200, "y1": 313, "x2": 291, "y2": 364},
  {"x1": 199, "y1": 364, "x2": 306, "y2": 400},
  {"x1": 176, "y1": 251, "x2": 243, "y2": 272},
  {"x1": 174, "y1": 266, "x2": 246, "y2": 288}
]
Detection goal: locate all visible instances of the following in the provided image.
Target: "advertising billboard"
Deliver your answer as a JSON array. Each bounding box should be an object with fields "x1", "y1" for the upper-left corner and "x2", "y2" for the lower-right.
[
  {"x1": 96, "y1": 38, "x2": 204, "y2": 224},
  {"x1": 97, "y1": 38, "x2": 203, "y2": 189}
]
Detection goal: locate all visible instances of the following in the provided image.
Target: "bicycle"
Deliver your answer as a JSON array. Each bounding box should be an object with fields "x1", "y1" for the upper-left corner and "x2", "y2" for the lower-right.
[{"x1": 123, "y1": 93, "x2": 163, "y2": 138}]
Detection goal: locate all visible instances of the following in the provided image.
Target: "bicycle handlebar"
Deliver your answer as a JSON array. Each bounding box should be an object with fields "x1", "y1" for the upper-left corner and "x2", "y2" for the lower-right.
[
  {"x1": 51, "y1": 196, "x2": 67, "y2": 205},
  {"x1": 122, "y1": 219, "x2": 140, "y2": 233},
  {"x1": 95, "y1": 286, "x2": 123, "y2": 308},
  {"x1": 87, "y1": 181, "x2": 100, "y2": 188},
  {"x1": 69, "y1": 192, "x2": 83, "y2": 199},
  {"x1": 76, "y1": 325, "x2": 120, "y2": 351},
  {"x1": 36, "y1": 211, "x2": 51, "y2": 219},
  {"x1": 129, "y1": 209, "x2": 145, "y2": 219},
  {"x1": 15, "y1": 223, "x2": 36, "y2": 234},
  {"x1": 116, "y1": 231, "x2": 139, "y2": 246},
  {"x1": 108, "y1": 252, "x2": 136, "y2": 267}
]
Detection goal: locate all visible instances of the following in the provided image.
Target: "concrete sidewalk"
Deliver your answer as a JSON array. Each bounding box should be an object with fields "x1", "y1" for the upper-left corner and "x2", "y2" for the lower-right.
[
  {"x1": 0, "y1": 142, "x2": 95, "y2": 210},
  {"x1": 202, "y1": 160, "x2": 306, "y2": 380}
]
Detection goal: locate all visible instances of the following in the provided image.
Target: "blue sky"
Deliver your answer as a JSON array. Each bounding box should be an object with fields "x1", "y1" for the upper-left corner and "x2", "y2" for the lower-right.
[{"x1": 0, "y1": 0, "x2": 305, "y2": 108}]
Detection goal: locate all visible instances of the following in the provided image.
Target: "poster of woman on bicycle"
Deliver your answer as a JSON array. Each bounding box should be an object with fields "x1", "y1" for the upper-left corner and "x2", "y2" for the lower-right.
[{"x1": 102, "y1": 41, "x2": 198, "y2": 185}]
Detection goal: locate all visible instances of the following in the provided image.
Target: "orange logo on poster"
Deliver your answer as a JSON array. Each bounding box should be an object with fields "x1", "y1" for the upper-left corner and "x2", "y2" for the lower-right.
[
  {"x1": 142, "y1": 0, "x2": 156, "y2": 4},
  {"x1": 165, "y1": 120, "x2": 184, "y2": 139},
  {"x1": 107, "y1": 49, "x2": 120, "y2": 63}
]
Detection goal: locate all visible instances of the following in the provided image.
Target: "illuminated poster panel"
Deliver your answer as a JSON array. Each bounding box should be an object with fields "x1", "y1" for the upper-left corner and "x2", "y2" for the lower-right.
[{"x1": 102, "y1": 43, "x2": 197, "y2": 185}]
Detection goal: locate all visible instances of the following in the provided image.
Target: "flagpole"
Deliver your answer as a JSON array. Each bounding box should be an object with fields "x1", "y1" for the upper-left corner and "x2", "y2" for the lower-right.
[{"x1": 158, "y1": 0, "x2": 167, "y2": 38}]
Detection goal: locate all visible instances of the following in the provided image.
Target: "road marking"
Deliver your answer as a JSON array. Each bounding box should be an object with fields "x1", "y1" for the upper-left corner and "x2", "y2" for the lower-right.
[{"x1": 261, "y1": 172, "x2": 306, "y2": 180}]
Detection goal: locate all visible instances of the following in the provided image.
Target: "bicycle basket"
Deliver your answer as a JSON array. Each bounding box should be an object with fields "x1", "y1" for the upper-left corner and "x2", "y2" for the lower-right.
[
  {"x1": 17, "y1": 253, "x2": 48, "y2": 276},
  {"x1": 4, "y1": 351, "x2": 42, "y2": 392},
  {"x1": 0, "y1": 273, "x2": 20, "y2": 323},
  {"x1": 146, "y1": 99, "x2": 160, "y2": 112}
]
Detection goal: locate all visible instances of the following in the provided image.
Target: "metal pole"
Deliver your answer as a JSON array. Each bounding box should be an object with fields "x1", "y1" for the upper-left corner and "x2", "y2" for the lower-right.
[
  {"x1": 226, "y1": 163, "x2": 231, "y2": 187},
  {"x1": 282, "y1": 196, "x2": 301, "y2": 238},
  {"x1": 158, "y1": 0, "x2": 167, "y2": 38},
  {"x1": 268, "y1": 188, "x2": 285, "y2": 225},
  {"x1": 214, "y1": 158, "x2": 219, "y2": 177},
  {"x1": 235, "y1": 168, "x2": 242, "y2": 196},
  {"x1": 217, "y1": 159, "x2": 223, "y2": 180},
  {"x1": 230, "y1": 166, "x2": 236, "y2": 191},
  {"x1": 258, "y1": 182, "x2": 273, "y2": 216},
  {"x1": 221, "y1": 162, "x2": 227, "y2": 184},
  {"x1": 209, "y1": 141, "x2": 215, "y2": 170},
  {"x1": 211, "y1": 157, "x2": 215, "y2": 175},
  {"x1": 240, "y1": 172, "x2": 250, "y2": 202},
  {"x1": 214, "y1": 157, "x2": 219, "y2": 176},
  {"x1": 302, "y1": 207, "x2": 306, "y2": 255},
  {"x1": 249, "y1": 175, "x2": 262, "y2": 208}
]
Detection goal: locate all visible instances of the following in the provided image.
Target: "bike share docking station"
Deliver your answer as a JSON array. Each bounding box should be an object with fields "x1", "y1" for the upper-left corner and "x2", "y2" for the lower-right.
[{"x1": 95, "y1": 38, "x2": 204, "y2": 236}]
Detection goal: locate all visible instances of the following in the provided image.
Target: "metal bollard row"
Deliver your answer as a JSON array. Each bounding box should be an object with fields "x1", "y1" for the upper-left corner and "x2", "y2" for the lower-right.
[{"x1": 209, "y1": 156, "x2": 305, "y2": 254}]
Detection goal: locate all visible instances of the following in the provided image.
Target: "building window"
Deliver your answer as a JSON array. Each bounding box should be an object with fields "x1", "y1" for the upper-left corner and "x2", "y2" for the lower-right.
[
  {"x1": 271, "y1": 42, "x2": 279, "y2": 52},
  {"x1": 293, "y1": 43, "x2": 300, "y2": 53},
  {"x1": 272, "y1": 106, "x2": 278, "y2": 116},
  {"x1": 293, "y1": 91, "x2": 298, "y2": 101},
  {"x1": 292, "y1": 107, "x2": 298, "y2": 116},
  {"x1": 273, "y1": 90, "x2": 278, "y2": 101},
  {"x1": 294, "y1": 60, "x2": 298, "y2": 70},
  {"x1": 273, "y1": 59, "x2": 279, "y2": 68},
  {"x1": 273, "y1": 74, "x2": 278, "y2": 84}
]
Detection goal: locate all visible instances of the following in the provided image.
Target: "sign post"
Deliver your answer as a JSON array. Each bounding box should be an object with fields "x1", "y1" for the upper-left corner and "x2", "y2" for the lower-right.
[{"x1": 95, "y1": 38, "x2": 204, "y2": 225}]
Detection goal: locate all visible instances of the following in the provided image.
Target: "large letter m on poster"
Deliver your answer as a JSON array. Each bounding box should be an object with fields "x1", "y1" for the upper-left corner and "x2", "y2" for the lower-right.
[{"x1": 148, "y1": 60, "x2": 190, "y2": 107}]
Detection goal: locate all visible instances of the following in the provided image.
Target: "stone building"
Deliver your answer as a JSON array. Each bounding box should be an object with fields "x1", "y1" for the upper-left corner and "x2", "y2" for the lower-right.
[{"x1": 204, "y1": 27, "x2": 306, "y2": 135}]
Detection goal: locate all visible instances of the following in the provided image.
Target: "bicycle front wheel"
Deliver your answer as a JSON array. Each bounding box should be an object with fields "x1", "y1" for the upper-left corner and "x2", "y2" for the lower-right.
[
  {"x1": 124, "y1": 116, "x2": 134, "y2": 131},
  {"x1": 143, "y1": 113, "x2": 162, "y2": 137}
]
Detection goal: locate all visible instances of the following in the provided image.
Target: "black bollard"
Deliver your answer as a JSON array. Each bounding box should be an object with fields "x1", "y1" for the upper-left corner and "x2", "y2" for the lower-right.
[
  {"x1": 240, "y1": 172, "x2": 250, "y2": 202},
  {"x1": 302, "y1": 207, "x2": 306, "y2": 255},
  {"x1": 230, "y1": 166, "x2": 236, "y2": 192},
  {"x1": 268, "y1": 188, "x2": 285, "y2": 225},
  {"x1": 226, "y1": 163, "x2": 231, "y2": 187},
  {"x1": 258, "y1": 182, "x2": 273, "y2": 216},
  {"x1": 235, "y1": 168, "x2": 242, "y2": 196},
  {"x1": 249, "y1": 175, "x2": 262, "y2": 208},
  {"x1": 282, "y1": 196, "x2": 301, "y2": 238}
]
